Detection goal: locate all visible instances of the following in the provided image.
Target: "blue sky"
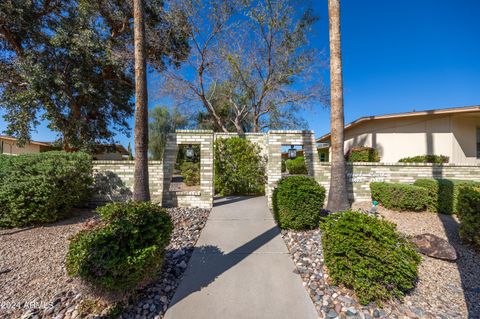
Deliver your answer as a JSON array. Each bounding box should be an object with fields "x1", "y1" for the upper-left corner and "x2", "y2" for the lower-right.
[{"x1": 1, "y1": 0, "x2": 480, "y2": 147}]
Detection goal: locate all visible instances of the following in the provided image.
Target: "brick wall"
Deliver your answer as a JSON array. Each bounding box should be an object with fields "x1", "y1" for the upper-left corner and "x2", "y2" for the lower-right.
[
  {"x1": 315, "y1": 162, "x2": 480, "y2": 202},
  {"x1": 91, "y1": 130, "x2": 480, "y2": 208},
  {"x1": 91, "y1": 130, "x2": 320, "y2": 208},
  {"x1": 266, "y1": 130, "x2": 320, "y2": 206},
  {"x1": 91, "y1": 160, "x2": 163, "y2": 205}
]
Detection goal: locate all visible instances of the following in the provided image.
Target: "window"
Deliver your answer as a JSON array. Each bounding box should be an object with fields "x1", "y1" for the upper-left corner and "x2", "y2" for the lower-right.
[{"x1": 477, "y1": 128, "x2": 480, "y2": 159}]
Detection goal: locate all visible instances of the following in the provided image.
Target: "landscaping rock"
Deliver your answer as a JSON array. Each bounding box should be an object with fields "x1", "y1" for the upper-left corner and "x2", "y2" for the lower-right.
[
  {"x1": 411, "y1": 233, "x2": 457, "y2": 261},
  {"x1": 12, "y1": 207, "x2": 210, "y2": 319},
  {"x1": 281, "y1": 228, "x2": 431, "y2": 319}
]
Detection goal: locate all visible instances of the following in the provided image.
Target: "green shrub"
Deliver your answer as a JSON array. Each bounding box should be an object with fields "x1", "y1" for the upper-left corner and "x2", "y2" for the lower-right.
[
  {"x1": 0, "y1": 151, "x2": 93, "y2": 228},
  {"x1": 345, "y1": 147, "x2": 380, "y2": 162},
  {"x1": 320, "y1": 211, "x2": 421, "y2": 304},
  {"x1": 398, "y1": 155, "x2": 449, "y2": 164},
  {"x1": 281, "y1": 160, "x2": 286, "y2": 173},
  {"x1": 285, "y1": 156, "x2": 308, "y2": 174},
  {"x1": 272, "y1": 176, "x2": 326, "y2": 230},
  {"x1": 370, "y1": 182, "x2": 428, "y2": 211},
  {"x1": 414, "y1": 179, "x2": 480, "y2": 214},
  {"x1": 457, "y1": 186, "x2": 480, "y2": 250},
  {"x1": 413, "y1": 179, "x2": 454, "y2": 213},
  {"x1": 180, "y1": 162, "x2": 200, "y2": 186},
  {"x1": 66, "y1": 202, "x2": 173, "y2": 291},
  {"x1": 214, "y1": 137, "x2": 266, "y2": 196}
]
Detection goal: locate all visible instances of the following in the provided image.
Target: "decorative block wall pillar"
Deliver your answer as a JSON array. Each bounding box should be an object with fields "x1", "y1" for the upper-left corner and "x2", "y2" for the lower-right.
[
  {"x1": 266, "y1": 130, "x2": 321, "y2": 207},
  {"x1": 162, "y1": 130, "x2": 214, "y2": 209}
]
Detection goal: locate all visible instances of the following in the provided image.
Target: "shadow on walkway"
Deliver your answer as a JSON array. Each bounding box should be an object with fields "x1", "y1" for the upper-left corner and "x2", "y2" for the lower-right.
[
  {"x1": 168, "y1": 225, "x2": 280, "y2": 309},
  {"x1": 212, "y1": 195, "x2": 258, "y2": 207}
]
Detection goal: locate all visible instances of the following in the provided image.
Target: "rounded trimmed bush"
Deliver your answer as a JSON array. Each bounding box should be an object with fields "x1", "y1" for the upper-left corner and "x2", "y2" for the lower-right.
[
  {"x1": 320, "y1": 210, "x2": 421, "y2": 304},
  {"x1": 285, "y1": 156, "x2": 308, "y2": 174},
  {"x1": 66, "y1": 202, "x2": 173, "y2": 291},
  {"x1": 273, "y1": 176, "x2": 326, "y2": 230},
  {"x1": 457, "y1": 185, "x2": 480, "y2": 250}
]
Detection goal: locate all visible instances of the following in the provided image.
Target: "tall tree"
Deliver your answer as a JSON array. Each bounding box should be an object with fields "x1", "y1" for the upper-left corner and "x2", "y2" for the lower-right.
[
  {"x1": 326, "y1": 0, "x2": 349, "y2": 211},
  {"x1": 164, "y1": 0, "x2": 325, "y2": 133},
  {"x1": 149, "y1": 105, "x2": 189, "y2": 160},
  {"x1": 0, "y1": 0, "x2": 189, "y2": 149},
  {"x1": 133, "y1": 0, "x2": 150, "y2": 201}
]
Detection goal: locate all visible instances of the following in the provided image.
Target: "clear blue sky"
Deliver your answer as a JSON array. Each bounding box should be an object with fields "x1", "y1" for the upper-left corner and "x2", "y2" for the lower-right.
[{"x1": 1, "y1": 0, "x2": 480, "y2": 147}]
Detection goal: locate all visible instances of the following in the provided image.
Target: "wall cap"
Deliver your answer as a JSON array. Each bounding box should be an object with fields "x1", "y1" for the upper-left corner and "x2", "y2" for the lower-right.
[
  {"x1": 175, "y1": 129, "x2": 213, "y2": 133},
  {"x1": 93, "y1": 160, "x2": 163, "y2": 164},
  {"x1": 318, "y1": 162, "x2": 480, "y2": 167}
]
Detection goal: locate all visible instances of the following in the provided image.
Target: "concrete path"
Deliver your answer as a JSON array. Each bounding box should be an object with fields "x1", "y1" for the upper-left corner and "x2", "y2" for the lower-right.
[{"x1": 164, "y1": 196, "x2": 318, "y2": 319}]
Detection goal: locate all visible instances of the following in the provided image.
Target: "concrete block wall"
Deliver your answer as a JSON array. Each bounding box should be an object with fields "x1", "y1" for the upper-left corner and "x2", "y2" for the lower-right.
[
  {"x1": 266, "y1": 130, "x2": 321, "y2": 206},
  {"x1": 162, "y1": 130, "x2": 214, "y2": 209},
  {"x1": 316, "y1": 162, "x2": 480, "y2": 202},
  {"x1": 91, "y1": 130, "x2": 321, "y2": 208},
  {"x1": 91, "y1": 161, "x2": 163, "y2": 204}
]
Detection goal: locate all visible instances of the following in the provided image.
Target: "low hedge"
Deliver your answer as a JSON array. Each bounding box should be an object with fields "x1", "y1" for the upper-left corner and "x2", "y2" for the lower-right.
[
  {"x1": 457, "y1": 186, "x2": 480, "y2": 250},
  {"x1": 370, "y1": 182, "x2": 428, "y2": 211},
  {"x1": 320, "y1": 211, "x2": 420, "y2": 304},
  {"x1": 398, "y1": 155, "x2": 449, "y2": 164},
  {"x1": 272, "y1": 176, "x2": 326, "y2": 230},
  {"x1": 0, "y1": 151, "x2": 93, "y2": 227},
  {"x1": 66, "y1": 202, "x2": 173, "y2": 291},
  {"x1": 285, "y1": 156, "x2": 308, "y2": 175},
  {"x1": 413, "y1": 179, "x2": 454, "y2": 213},
  {"x1": 180, "y1": 162, "x2": 200, "y2": 186},
  {"x1": 413, "y1": 179, "x2": 480, "y2": 214},
  {"x1": 345, "y1": 147, "x2": 380, "y2": 162}
]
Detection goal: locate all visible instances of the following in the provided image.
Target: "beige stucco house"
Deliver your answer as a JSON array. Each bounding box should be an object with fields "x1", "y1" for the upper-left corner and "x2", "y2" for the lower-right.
[
  {"x1": 0, "y1": 136, "x2": 130, "y2": 160},
  {"x1": 317, "y1": 105, "x2": 480, "y2": 164},
  {"x1": 0, "y1": 136, "x2": 53, "y2": 155}
]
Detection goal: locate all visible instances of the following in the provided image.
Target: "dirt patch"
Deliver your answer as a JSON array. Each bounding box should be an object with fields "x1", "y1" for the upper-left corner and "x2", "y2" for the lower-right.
[{"x1": 0, "y1": 209, "x2": 95, "y2": 317}]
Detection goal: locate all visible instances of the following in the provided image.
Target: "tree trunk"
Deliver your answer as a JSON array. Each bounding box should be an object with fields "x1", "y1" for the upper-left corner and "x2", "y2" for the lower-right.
[
  {"x1": 326, "y1": 0, "x2": 350, "y2": 212},
  {"x1": 133, "y1": 0, "x2": 150, "y2": 201}
]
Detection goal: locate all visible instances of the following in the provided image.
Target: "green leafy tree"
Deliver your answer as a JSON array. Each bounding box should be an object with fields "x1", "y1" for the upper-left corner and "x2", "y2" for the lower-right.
[
  {"x1": 149, "y1": 106, "x2": 189, "y2": 160},
  {"x1": 0, "y1": 0, "x2": 190, "y2": 149}
]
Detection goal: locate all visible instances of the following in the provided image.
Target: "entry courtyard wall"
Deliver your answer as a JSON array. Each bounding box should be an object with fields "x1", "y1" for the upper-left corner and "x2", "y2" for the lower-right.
[
  {"x1": 316, "y1": 162, "x2": 480, "y2": 202},
  {"x1": 91, "y1": 130, "x2": 480, "y2": 207}
]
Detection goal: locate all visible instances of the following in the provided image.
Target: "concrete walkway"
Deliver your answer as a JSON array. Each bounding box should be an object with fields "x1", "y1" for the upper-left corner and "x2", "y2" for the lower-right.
[{"x1": 164, "y1": 196, "x2": 318, "y2": 319}]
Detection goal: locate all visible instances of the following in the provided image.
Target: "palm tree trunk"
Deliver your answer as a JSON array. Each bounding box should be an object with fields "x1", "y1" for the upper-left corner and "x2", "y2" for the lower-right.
[
  {"x1": 326, "y1": 0, "x2": 349, "y2": 212},
  {"x1": 133, "y1": 0, "x2": 150, "y2": 201}
]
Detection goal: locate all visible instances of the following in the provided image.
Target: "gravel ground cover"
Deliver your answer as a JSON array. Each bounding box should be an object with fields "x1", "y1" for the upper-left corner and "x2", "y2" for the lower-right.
[
  {"x1": 2, "y1": 207, "x2": 210, "y2": 319},
  {"x1": 281, "y1": 203, "x2": 480, "y2": 319},
  {"x1": 0, "y1": 209, "x2": 95, "y2": 319}
]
